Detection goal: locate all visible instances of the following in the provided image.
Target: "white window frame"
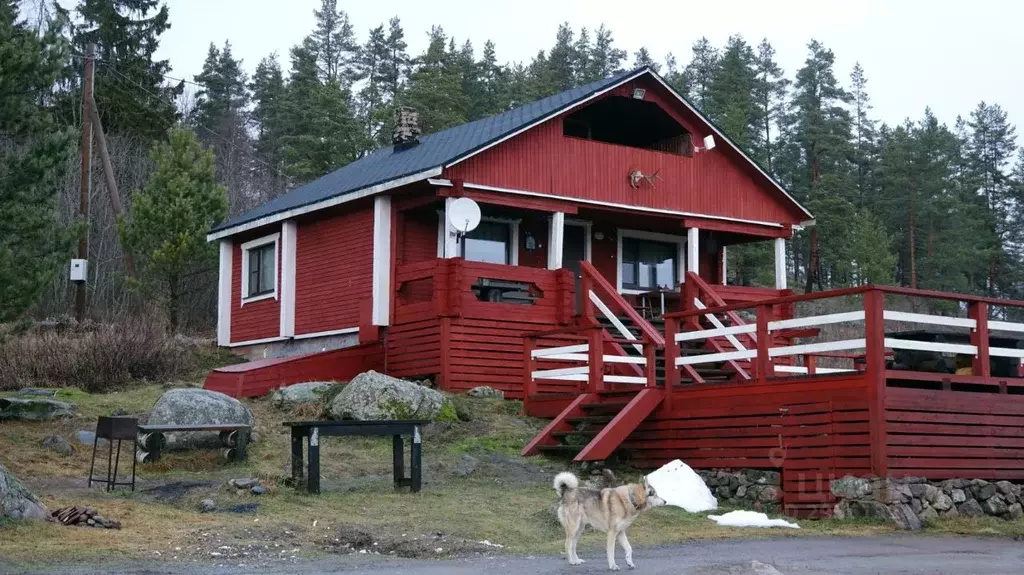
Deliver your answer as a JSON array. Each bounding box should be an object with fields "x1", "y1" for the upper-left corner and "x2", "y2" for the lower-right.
[
  {"x1": 240, "y1": 232, "x2": 280, "y2": 305},
  {"x1": 616, "y1": 228, "x2": 687, "y2": 295},
  {"x1": 437, "y1": 213, "x2": 520, "y2": 265}
]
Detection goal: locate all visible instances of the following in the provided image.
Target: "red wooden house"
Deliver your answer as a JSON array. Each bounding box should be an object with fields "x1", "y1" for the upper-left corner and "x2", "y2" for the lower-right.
[{"x1": 205, "y1": 67, "x2": 1024, "y2": 516}]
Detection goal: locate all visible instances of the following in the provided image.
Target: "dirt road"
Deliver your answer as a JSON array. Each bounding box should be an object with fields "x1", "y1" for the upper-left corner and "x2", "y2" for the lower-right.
[{"x1": 6, "y1": 535, "x2": 1023, "y2": 574}]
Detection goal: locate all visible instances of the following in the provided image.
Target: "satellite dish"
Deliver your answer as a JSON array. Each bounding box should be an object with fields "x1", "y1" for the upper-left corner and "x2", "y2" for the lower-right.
[
  {"x1": 703, "y1": 135, "x2": 717, "y2": 151},
  {"x1": 447, "y1": 197, "x2": 481, "y2": 234}
]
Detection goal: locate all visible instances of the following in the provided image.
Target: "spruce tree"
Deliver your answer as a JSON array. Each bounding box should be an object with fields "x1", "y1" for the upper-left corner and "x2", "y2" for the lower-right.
[
  {"x1": 250, "y1": 53, "x2": 286, "y2": 176},
  {"x1": 71, "y1": 0, "x2": 182, "y2": 140},
  {"x1": 0, "y1": 0, "x2": 77, "y2": 322},
  {"x1": 663, "y1": 53, "x2": 688, "y2": 94},
  {"x1": 683, "y1": 37, "x2": 719, "y2": 115},
  {"x1": 849, "y1": 63, "x2": 878, "y2": 209},
  {"x1": 192, "y1": 41, "x2": 248, "y2": 134},
  {"x1": 632, "y1": 46, "x2": 659, "y2": 72},
  {"x1": 310, "y1": 0, "x2": 360, "y2": 86},
  {"x1": 119, "y1": 127, "x2": 227, "y2": 330},
  {"x1": 586, "y1": 24, "x2": 625, "y2": 81},
  {"x1": 573, "y1": 27, "x2": 591, "y2": 83},
  {"x1": 707, "y1": 35, "x2": 756, "y2": 149},
  {"x1": 546, "y1": 23, "x2": 577, "y2": 91},
  {"x1": 751, "y1": 39, "x2": 788, "y2": 173},
  {"x1": 403, "y1": 26, "x2": 467, "y2": 133}
]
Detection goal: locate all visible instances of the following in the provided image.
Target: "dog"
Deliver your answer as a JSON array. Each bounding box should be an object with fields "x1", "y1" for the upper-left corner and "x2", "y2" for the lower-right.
[{"x1": 553, "y1": 469, "x2": 665, "y2": 570}]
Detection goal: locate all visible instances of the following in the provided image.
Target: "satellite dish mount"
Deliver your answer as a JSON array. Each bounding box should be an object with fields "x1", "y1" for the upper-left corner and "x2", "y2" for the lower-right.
[{"x1": 446, "y1": 197, "x2": 482, "y2": 255}]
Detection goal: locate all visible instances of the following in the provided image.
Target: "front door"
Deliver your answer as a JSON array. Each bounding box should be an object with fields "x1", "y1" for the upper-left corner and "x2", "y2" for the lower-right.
[{"x1": 563, "y1": 224, "x2": 587, "y2": 311}]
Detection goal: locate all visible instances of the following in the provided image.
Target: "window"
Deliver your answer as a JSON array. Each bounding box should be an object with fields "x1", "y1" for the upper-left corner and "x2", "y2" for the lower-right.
[
  {"x1": 459, "y1": 220, "x2": 512, "y2": 264},
  {"x1": 240, "y1": 233, "x2": 279, "y2": 303},
  {"x1": 621, "y1": 237, "x2": 678, "y2": 291},
  {"x1": 562, "y1": 96, "x2": 693, "y2": 156}
]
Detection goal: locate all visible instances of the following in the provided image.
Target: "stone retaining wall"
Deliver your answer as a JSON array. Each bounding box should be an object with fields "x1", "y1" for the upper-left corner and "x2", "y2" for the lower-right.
[
  {"x1": 831, "y1": 476, "x2": 1023, "y2": 530},
  {"x1": 696, "y1": 469, "x2": 782, "y2": 512}
]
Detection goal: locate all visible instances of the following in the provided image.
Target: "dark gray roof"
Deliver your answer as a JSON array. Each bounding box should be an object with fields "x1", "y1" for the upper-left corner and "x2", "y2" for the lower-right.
[{"x1": 212, "y1": 69, "x2": 641, "y2": 234}]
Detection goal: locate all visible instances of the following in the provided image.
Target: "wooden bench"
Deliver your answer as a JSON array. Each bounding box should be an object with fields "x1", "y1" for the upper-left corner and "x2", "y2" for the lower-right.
[
  {"x1": 283, "y1": 420, "x2": 428, "y2": 495},
  {"x1": 136, "y1": 423, "x2": 251, "y2": 463}
]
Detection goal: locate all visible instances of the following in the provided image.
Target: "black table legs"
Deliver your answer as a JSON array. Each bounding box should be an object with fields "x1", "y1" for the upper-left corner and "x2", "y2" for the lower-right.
[
  {"x1": 307, "y1": 427, "x2": 321, "y2": 494},
  {"x1": 294, "y1": 425, "x2": 421, "y2": 495},
  {"x1": 392, "y1": 434, "x2": 404, "y2": 488},
  {"x1": 291, "y1": 427, "x2": 304, "y2": 487},
  {"x1": 410, "y1": 424, "x2": 422, "y2": 493}
]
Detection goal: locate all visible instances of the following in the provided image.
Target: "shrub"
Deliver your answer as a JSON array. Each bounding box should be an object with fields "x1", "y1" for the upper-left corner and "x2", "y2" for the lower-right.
[{"x1": 0, "y1": 319, "x2": 194, "y2": 392}]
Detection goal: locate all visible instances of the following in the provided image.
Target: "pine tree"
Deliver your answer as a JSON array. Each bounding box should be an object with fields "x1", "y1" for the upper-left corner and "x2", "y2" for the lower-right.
[
  {"x1": 310, "y1": 0, "x2": 360, "y2": 86},
  {"x1": 683, "y1": 37, "x2": 719, "y2": 115},
  {"x1": 546, "y1": 23, "x2": 577, "y2": 91},
  {"x1": 403, "y1": 26, "x2": 467, "y2": 133},
  {"x1": 70, "y1": 0, "x2": 182, "y2": 140},
  {"x1": 357, "y1": 17, "x2": 409, "y2": 148},
  {"x1": 119, "y1": 127, "x2": 228, "y2": 330},
  {"x1": 573, "y1": 27, "x2": 591, "y2": 83},
  {"x1": 750, "y1": 39, "x2": 788, "y2": 173},
  {"x1": 455, "y1": 39, "x2": 484, "y2": 120},
  {"x1": 586, "y1": 24, "x2": 625, "y2": 81},
  {"x1": 663, "y1": 52, "x2": 688, "y2": 94},
  {"x1": 632, "y1": 46, "x2": 659, "y2": 72},
  {"x1": 849, "y1": 62, "x2": 878, "y2": 209},
  {"x1": 250, "y1": 53, "x2": 286, "y2": 172},
  {"x1": 0, "y1": 0, "x2": 77, "y2": 322},
  {"x1": 192, "y1": 41, "x2": 248, "y2": 133},
  {"x1": 707, "y1": 35, "x2": 756, "y2": 149},
  {"x1": 477, "y1": 40, "x2": 507, "y2": 116},
  {"x1": 849, "y1": 210, "x2": 895, "y2": 285}
]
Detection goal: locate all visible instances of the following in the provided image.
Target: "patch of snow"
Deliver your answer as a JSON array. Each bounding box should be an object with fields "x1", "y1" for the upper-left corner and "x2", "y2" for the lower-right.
[
  {"x1": 707, "y1": 510, "x2": 800, "y2": 529},
  {"x1": 645, "y1": 459, "x2": 717, "y2": 512}
]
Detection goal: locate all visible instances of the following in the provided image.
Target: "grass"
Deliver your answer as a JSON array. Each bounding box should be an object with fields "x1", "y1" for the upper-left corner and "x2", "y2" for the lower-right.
[{"x1": 3, "y1": 383, "x2": 1024, "y2": 567}]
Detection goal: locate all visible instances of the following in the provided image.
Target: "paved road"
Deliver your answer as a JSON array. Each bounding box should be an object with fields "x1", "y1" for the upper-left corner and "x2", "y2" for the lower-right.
[{"x1": 5, "y1": 536, "x2": 1023, "y2": 574}]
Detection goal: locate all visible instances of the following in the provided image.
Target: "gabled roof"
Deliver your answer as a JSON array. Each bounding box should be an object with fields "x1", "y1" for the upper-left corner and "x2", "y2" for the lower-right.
[{"x1": 209, "y1": 67, "x2": 812, "y2": 240}]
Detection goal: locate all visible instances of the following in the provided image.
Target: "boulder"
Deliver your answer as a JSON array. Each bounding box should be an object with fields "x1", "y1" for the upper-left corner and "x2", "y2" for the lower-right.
[
  {"x1": 0, "y1": 397, "x2": 75, "y2": 421},
  {"x1": 199, "y1": 499, "x2": 216, "y2": 513},
  {"x1": 16, "y1": 388, "x2": 55, "y2": 397},
  {"x1": 889, "y1": 503, "x2": 922, "y2": 531},
  {"x1": 918, "y1": 506, "x2": 939, "y2": 524},
  {"x1": 832, "y1": 476, "x2": 872, "y2": 499},
  {"x1": 983, "y1": 495, "x2": 1008, "y2": 516},
  {"x1": 0, "y1": 462, "x2": 48, "y2": 521},
  {"x1": 758, "y1": 486, "x2": 780, "y2": 503},
  {"x1": 996, "y1": 481, "x2": 1015, "y2": 497},
  {"x1": 147, "y1": 389, "x2": 254, "y2": 449},
  {"x1": 932, "y1": 491, "x2": 954, "y2": 512},
  {"x1": 42, "y1": 435, "x2": 73, "y2": 456},
  {"x1": 951, "y1": 489, "x2": 967, "y2": 504},
  {"x1": 465, "y1": 386, "x2": 504, "y2": 399},
  {"x1": 271, "y1": 381, "x2": 334, "y2": 409},
  {"x1": 1008, "y1": 502, "x2": 1023, "y2": 521},
  {"x1": 958, "y1": 499, "x2": 985, "y2": 517},
  {"x1": 452, "y1": 455, "x2": 478, "y2": 477},
  {"x1": 327, "y1": 371, "x2": 451, "y2": 421},
  {"x1": 973, "y1": 481, "x2": 997, "y2": 501}
]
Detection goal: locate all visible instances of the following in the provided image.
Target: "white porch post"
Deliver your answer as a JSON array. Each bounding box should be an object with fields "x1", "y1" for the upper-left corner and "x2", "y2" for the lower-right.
[
  {"x1": 686, "y1": 227, "x2": 699, "y2": 277},
  {"x1": 216, "y1": 240, "x2": 232, "y2": 346},
  {"x1": 372, "y1": 195, "x2": 392, "y2": 326},
  {"x1": 442, "y1": 197, "x2": 459, "y2": 258},
  {"x1": 279, "y1": 220, "x2": 297, "y2": 337},
  {"x1": 775, "y1": 237, "x2": 787, "y2": 290},
  {"x1": 547, "y1": 211, "x2": 565, "y2": 270},
  {"x1": 721, "y1": 246, "x2": 728, "y2": 285}
]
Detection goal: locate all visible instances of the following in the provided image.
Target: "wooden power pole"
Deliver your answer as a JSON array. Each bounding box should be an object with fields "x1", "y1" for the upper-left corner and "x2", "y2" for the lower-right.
[
  {"x1": 75, "y1": 43, "x2": 95, "y2": 323},
  {"x1": 87, "y1": 92, "x2": 135, "y2": 278}
]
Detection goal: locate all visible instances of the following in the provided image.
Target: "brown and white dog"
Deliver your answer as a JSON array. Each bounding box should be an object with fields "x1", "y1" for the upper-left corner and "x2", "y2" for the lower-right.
[{"x1": 553, "y1": 470, "x2": 665, "y2": 570}]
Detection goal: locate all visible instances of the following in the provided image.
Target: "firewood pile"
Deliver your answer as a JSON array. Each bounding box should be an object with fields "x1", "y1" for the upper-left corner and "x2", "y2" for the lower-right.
[{"x1": 50, "y1": 506, "x2": 121, "y2": 529}]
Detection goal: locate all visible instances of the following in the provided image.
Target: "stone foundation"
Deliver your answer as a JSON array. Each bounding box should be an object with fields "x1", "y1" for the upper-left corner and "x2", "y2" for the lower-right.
[
  {"x1": 696, "y1": 469, "x2": 782, "y2": 512},
  {"x1": 831, "y1": 476, "x2": 1023, "y2": 530}
]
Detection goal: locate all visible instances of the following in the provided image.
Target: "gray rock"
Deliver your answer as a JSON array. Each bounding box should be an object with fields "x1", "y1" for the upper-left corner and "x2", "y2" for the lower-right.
[
  {"x1": 0, "y1": 462, "x2": 48, "y2": 521},
  {"x1": 728, "y1": 475, "x2": 740, "y2": 489},
  {"x1": 911, "y1": 497, "x2": 923, "y2": 514},
  {"x1": 1008, "y1": 502, "x2": 1023, "y2": 520},
  {"x1": 42, "y1": 435, "x2": 73, "y2": 455},
  {"x1": 465, "y1": 386, "x2": 504, "y2": 399},
  {"x1": 951, "y1": 489, "x2": 967, "y2": 504},
  {"x1": 924, "y1": 484, "x2": 940, "y2": 504},
  {"x1": 889, "y1": 503, "x2": 922, "y2": 530},
  {"x1": 758, "y1": 486, "x2": 779, "y2": 503},
  {"x1": 932, "y1": 491, "x2": 954, "y2": 512},
  {"x1": 199, "y1": 499, "x2": 216, "y2": 513},
  {"x1": 901, "y1": 476, "x2": 926, "y2": 484},
  {"x1": 918, "y1": 506, "x2": 939, "y2": 524},
  {"x1": 847, "y1": 500, "x2": 892, "y2": 521},
  {"x1": 832, "y1": 476, "x2": 872, "y2": 499},
  {"x1": 736, "y1": 485, "x2": 748, "y2": 499},
  {"x1": 996, "y1": 481, "x2": 1015, "y2": 497},
  {"x1": 452, "y1": 455, "x2": 478, "y2": 477},
  {"x1": 327, "y1": 370, "x2": 448, "y2": 421},
  {"x1": 983, "y1": 495, "x2": 1008, "y2": 516},
  {"x1": 230, "y1": 478, "x2": 258, "y2": 490},
  {"x1": 716, "y1": 485, "x2": 733, "y2": 499},
  {"x1": 250, "y1": 486, "x2": 267, "y2": 495},
  {"x1": 148, "y1": 389, "x2": 254, "y2": 449},
  {"x1": 958, "y1": 499, "x2": 985, "y2": 517},
  {"x1": 271, "y1": 381, "x2": 335, "y2": 409},
  {"x1": 76, "y1": 430, "x2": 107, "y2": 447},
  {"x1": 974, "y1": 482, "x2": 997, "y2": 501},
  {"x1": 110, "y1": 408, "x2": 127, "y2": 417},
  {"x1": 16, "y1": 388, "x2": 55, "y2": 397},
  {"x1": 941, "y1": 505, "x2": 960, "y2": 518},
  {"x1": 0, "y1": 397, "x2": 75, "y2": 421},
  {"x1": 908, "y1": 484, "x2": 929, "y2": 499}
]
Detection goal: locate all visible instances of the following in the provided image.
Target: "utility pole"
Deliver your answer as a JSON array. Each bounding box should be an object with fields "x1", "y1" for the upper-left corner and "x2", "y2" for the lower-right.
[
  {"x1": 76, "y1": 43, "x2": 95, "y2": 323},
  {"x1": 87, "y1": 92, "x2": 135, "y2": 278}
]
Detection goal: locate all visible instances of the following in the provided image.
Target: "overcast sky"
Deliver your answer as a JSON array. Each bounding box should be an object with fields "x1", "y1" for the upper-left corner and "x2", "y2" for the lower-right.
[{"x1": 71, "y1": 0, "x2": 1024, "y2": 135}]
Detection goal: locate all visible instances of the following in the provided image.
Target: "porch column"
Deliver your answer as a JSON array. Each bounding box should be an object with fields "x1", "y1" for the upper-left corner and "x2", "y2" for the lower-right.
[
  {"x1": 372, "y1": 195, "x2": 392, "y2": 326},
  {"x1": 547, "y1": 211, "x2": 565, "y2": 270},
  {"x1": 721, "y1": 246, "x2": 728, "y2": 285},
  {"x1": 216, "y1": 240, "x2": 232, "y2": 346},
  {"x1": 775, "y1": 237, "x2": 787, "y2": 290},
  {"x1": 686, "y1": 227, "x2": 699, "y2": 278},
  {"x1": 442, "y1": 197, "x2": 459, "y2": 258},
  {"x1": 279, "y1": 220, "x2": 297, "y2": 337}
]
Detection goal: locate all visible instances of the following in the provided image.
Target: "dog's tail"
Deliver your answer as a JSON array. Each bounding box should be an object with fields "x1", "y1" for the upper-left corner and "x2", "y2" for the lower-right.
[{"x1": 553, "y1": 472, "x2": 579, "y2": 498}]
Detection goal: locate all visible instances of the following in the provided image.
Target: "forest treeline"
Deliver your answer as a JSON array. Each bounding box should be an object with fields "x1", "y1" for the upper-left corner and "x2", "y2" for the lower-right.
[{"x1": 3, "y1": 0, "x2": 1022, "y2": 330}]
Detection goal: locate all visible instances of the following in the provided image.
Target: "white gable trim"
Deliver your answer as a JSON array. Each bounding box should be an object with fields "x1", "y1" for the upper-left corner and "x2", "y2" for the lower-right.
[{"x1": 207, "y1": 166, "x2": 442, "y2": 241}]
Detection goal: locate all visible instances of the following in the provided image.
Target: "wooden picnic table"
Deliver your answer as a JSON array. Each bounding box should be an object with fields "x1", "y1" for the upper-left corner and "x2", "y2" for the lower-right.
[{"x1": 282, "y1": 420, "x2": 428, "y2": 495}]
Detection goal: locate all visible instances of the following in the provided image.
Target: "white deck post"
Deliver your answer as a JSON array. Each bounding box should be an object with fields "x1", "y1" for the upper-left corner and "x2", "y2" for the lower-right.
[
  {"x1": 372, "y1": 195, "x2": 392, "y2": 326},
  {"x1": 279, "y1": 220, "x2": 297, "y2": 337},
  {"x1": 548, "y1": 211, "x2": 565, "y2": 269},
  {"x1": 217, "y1": 240, "x2": 232, "y2": 346},
  {"x1": 775, "y1": 237, "x2": 787, "y2": 290},
  {"x1": 687, "y1": 227, "x2": 699, "y2": 276},
  {"x1": 442, "y1": 197, "x2": 459, "y2": 258},
  {"x1": 721, "y1": 246, "x2": 728, "y2": 285}
]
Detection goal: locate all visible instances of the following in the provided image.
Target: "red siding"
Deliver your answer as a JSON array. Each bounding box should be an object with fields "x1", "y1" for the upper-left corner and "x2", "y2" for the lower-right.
[
  {"x1": 231, "y1": 236, "x2": 280, "y2": 344},
  {"x1": 399, "y1": 208, "x2": 438, "y2": 265},
  {"x1": 446, "y1": 76, "x2": 802, "y2": 226},
  {"x1": 294, "y1": 203, "x2": 374, "y2": 335}
]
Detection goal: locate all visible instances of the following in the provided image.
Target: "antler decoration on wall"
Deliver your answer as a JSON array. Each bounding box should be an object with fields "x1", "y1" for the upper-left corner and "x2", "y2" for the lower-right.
[{"x1": 628, "y1": 169, "x2": 662, "y2": 190}]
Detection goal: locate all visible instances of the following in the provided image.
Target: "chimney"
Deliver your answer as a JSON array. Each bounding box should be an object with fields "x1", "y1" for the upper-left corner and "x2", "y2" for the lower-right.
[{"x1": 392, "y1": 107, "x2": 421, "y2": 151}]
